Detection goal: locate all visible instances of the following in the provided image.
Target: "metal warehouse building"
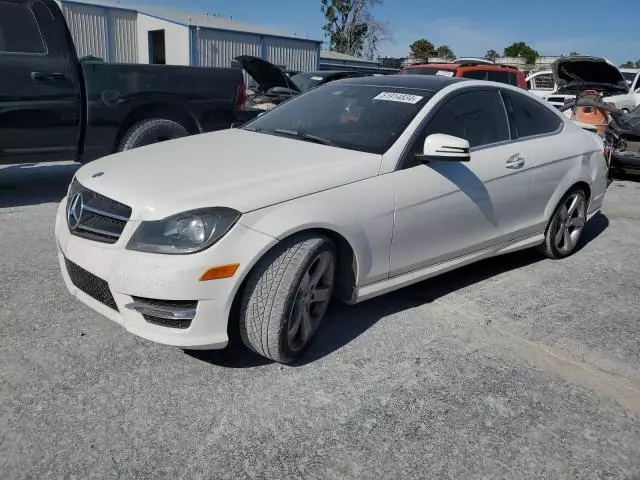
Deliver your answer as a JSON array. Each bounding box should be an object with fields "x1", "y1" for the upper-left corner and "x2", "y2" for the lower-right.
[
  {"x1": 319, "y1": 50, "x2": 381, "y2": 71},
  {"x1": 55, "y1": 0, "x2": 322, "y2": 75}
]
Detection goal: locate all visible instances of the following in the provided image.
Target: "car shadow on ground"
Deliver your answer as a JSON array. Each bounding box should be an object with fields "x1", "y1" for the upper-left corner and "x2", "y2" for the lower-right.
[
  {"x1": 188, "y1": 212, "x2": 610, "y2": 369},
  {"x1": 0, "y1": 162, "x2": 79, "y2": 208}
]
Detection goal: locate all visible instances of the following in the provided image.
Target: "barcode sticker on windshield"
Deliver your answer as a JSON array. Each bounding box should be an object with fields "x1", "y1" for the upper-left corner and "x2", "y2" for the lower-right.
[
  {"x1": 311, "y1": 76, "x2": 324, "y2": 81},
  {"x1": 436, "y1": 70, "x2": 454, "y2": 77},
  {"x1": 373, "y1": 92, "x2": 424, "y2": 104}
]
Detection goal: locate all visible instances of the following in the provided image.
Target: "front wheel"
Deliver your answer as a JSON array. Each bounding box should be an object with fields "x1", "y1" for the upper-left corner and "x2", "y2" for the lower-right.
[
  {"x1": 239, "y1": 234, "x2": 336, "y2": 363},
  {"x1": 538, "y1": 189, "x2": 587, "y2": 259}
]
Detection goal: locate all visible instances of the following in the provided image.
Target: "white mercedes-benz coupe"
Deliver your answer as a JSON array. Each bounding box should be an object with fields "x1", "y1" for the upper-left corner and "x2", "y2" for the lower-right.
[{"x1": 55, "y1": 75, "x2": 608, "y2": 363}]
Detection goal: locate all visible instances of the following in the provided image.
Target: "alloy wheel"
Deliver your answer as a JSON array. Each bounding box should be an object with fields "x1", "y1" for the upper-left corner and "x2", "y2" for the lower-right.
[
  {"x1": 554, "y1": 191, "x2": 586, "y2": 255},
  {"x1": 287, "y1": 251, "x2": 335, "y2": 352}
]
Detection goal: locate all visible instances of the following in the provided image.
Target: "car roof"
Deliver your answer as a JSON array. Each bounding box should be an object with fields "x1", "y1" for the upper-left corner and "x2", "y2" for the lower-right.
[
  {"x1": 334, "y1": 74, "x2": 467, "y2": 91},
  {"x1": 405, "y1": 63, "x2": 457, "y2": 70},
  {"x1": 405, "y1": 63, "x2": 521, "y2": 73}
]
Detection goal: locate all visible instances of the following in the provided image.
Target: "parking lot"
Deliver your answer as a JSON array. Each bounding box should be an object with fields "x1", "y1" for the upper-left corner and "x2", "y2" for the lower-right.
[{"x1": 1, "y1": 162, "x2": 640, "y2": 479}]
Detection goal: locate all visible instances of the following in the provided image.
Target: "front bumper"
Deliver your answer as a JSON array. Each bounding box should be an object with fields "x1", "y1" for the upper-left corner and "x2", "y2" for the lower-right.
[
  {"x1": 55, "y1": 201, "x2": 276, "y2": 349},
  {"x1": 611, "y1": 151, "x2": 640, "y2": 172}
]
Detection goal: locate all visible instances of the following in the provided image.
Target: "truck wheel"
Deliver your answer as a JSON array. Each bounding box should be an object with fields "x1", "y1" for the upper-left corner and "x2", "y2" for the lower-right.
[
  {"x1": 118, "y1": 118, "x2": 188, "y2": 151},
  {"x1": 239, "y1": 234, "x2": 336, "y2": 364}
]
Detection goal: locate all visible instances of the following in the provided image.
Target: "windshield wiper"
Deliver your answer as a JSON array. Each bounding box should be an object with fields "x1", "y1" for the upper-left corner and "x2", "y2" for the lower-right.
[{"x1": 273, "y1": 128, "x2": 334, "y2": 146}]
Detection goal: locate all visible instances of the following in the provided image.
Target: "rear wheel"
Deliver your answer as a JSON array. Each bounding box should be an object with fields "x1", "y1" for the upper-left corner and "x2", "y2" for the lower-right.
[
  {"x1": 239, "y1": 234, "x2": 336, "y2": 363},
  {"x1": 118, "y1": 118, "x2": 189, "y2": 151},
  {"x1": 538, "y1": 188, "x2": 587, "y2": 259}
]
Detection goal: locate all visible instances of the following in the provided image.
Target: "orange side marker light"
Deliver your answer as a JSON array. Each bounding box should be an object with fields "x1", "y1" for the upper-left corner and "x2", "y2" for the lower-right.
[{"x1": 199, "y1": 263, "x2": 240, "y2": 281}]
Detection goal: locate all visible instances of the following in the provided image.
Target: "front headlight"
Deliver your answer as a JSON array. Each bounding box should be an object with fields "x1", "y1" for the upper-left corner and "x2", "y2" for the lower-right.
[{"x1": 126, "y1": 208, "x2": 241, "y2": 254}]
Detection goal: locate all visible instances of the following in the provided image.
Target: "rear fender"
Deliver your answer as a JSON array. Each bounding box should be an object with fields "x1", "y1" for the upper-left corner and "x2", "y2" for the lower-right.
[{"x1": 543, "y1": 149, "x2": 605, "y2": 221}]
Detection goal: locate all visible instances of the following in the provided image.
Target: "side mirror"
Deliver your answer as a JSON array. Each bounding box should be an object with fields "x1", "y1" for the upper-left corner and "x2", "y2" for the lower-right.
[{"x1": 415, "y1": 134, "x2": 471, "y2": 163}]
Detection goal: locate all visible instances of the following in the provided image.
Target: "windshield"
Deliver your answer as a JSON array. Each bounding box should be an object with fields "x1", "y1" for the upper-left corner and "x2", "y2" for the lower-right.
[
  {"x1": 401, "y1": 67, "x2": 456, "y2": 77},
  {"x1": 242, "y1": 83, "x2": 433, "y2": 154},
  {"x1": 289, "y1": 72, "x2": 328, "y2": 92},
  {"x1": 622, "y1": 71, "x2": 637, "y2": 83}
]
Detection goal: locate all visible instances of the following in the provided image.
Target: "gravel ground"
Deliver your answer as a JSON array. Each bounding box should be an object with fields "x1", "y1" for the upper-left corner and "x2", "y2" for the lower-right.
[{"x1": 1, "y1": 162, "x2": 640, "y2": 479}]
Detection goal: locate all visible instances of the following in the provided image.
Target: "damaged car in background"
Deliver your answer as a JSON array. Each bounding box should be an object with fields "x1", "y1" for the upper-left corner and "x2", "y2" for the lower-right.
[
  {"x1": 544, "y1": 56, "x2": 637, "y2": 113},
  {"x1": 606, "y1": 105, "x2": 640, "y2": 176},
  {"x1": 558, "y1": 89, "x2": 640, "y2": 177},
  {"x1": 235, "y1": 55, "x2": 371, "y2": 122}
]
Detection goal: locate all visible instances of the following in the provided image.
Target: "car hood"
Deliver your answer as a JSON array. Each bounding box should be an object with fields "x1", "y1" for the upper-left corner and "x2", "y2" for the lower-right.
[
  {"x1": 235, "y1": 55, "x2": 300, "y2": 93},
  {"x1": 74, "y1": 129, "x2": 381, "y2": 220},
  {"x1": 552, "y1": 56, "x2": 627, "y2": 91}
]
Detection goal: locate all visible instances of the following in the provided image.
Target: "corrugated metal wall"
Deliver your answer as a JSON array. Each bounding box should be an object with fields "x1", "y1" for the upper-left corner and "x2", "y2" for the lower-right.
[
  {"x1": 107, "y1": 10, "x2": 137, "y2": 63},
  {"x1": 195, "y1": 29, "x2": 261, "y2": 84},
  {"x1": 196, "y1": 29, "x2": 261, "y2": 67},
  {"x1": 61, "y1": 2, "x2": 137, "y2": 63},
  {"x1": 264, "y1": 37, "x2": 317, "y2": 72},
  {"x1": 62, "y1": 3, "x2": 108, "y2": 60}
]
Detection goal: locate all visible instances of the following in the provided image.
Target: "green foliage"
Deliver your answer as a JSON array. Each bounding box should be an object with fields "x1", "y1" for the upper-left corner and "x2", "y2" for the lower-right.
[
  {"x1": 620, "y1": 60, "x2": 640, "y2": 68},
  {"x1": 321, "y1": 0, "x2": 383, "y2": 58},
  {"x1": 436, "y1": 45, "x2": 456, "y2": 61},
  {"x1": 503, "y1": 42, "x2": 539, "y2": 65},
  {"x1": 409, "y1": 39, "x2": 436, "y2": 61},
  {"x1": 484, "y1": 50, "x2": 499, "y2": 62}
]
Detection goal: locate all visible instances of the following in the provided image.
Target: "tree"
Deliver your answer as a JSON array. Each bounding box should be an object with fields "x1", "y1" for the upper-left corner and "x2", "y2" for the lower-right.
[
  {"x1": 620, "y1": 60, "x2": 640, "y2": 68},
  {"x1": 409, "y1": 38, "x2": 436, "y2": 61},
  {"x1": 569, "y1": 51, "x2": 580, "y2": 56},
  {"x1": 484, "y1": 50, "x2": 499, "y2": 62},
  {"x1": 503, "y1": 41, "x2": 539, "y2": 65},
  {"x1": 321, "y1": 0, "x2": 388, "y2": 59},
  {"x1": 436, "y1": 45, "x2": 456, "y2": 61}
]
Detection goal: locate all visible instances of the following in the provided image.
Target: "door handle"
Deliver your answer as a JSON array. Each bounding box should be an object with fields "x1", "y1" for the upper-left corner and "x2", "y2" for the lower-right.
[
  {"x1": 31, "y1": 71, "x2": 49, "y2": 81},
  {"x1": 31, "y1": 72, "x2": 66, "y2": 81},
  {"x1": 506, "y1": 153, "x2": 525, "y2": 169}
]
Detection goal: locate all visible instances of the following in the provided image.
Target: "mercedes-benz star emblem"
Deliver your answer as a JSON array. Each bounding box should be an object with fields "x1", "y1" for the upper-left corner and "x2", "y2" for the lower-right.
[{"x1": 67, "y1": 193, "x2": 84, "y2": 231}]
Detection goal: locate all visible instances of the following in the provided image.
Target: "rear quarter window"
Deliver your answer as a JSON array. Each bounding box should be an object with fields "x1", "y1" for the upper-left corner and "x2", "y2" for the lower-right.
[
  {"x1": 506, "y1": 91, "x2": 563, "y2": 138},
  {"x1": 403, "y1": 67, "x2": 456, "y2": 76},
  {"x1": 487, "y1": 70, "x2": 511, "y2": 84},
  {"x1": 0, "y1": 1, "x2": 45, "y2": 54},
  {"x1": 461, "y1": 70, "x2": 488, "y2": 80}
]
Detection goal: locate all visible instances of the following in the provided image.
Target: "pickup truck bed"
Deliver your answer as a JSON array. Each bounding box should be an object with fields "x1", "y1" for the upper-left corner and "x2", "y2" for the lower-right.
[
  {"x1": 80, "y1": 62, "x2": 245, "y2": 162},
  {"x1": 0, "y1": 0, "x2": 245, "y2": 165}
]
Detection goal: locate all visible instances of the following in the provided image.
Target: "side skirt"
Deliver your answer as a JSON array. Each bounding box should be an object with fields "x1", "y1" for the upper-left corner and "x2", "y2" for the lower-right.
[{"x1": 348, "y1": 232, "x2": 545, "y2": 305}]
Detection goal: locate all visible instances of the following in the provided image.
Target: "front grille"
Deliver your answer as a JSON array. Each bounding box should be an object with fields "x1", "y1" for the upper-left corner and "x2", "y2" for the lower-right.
[
  {"x1": 66, "y1": 180, "x2": 132, "y2": 244},
  {"x1": 64, "y1": 257, "x2": 118, "y2": 311}
]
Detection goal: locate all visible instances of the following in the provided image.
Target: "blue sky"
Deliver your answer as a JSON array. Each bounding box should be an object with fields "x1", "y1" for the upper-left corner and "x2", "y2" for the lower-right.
[{"x1": 124, "y1": 0, "x2": 639, "y2": 65}]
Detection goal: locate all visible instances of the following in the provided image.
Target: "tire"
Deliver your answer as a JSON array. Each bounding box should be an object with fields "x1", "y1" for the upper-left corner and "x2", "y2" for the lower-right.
[
  {"x1": 538, "y1": 188, "x2": 587, "y2": 259},
  {"x1": 239, "y1": 234, "x2": 336, "y2": 363},
  {"x1": 118, "y1": 118, "x2": 189, "y2": 151}
]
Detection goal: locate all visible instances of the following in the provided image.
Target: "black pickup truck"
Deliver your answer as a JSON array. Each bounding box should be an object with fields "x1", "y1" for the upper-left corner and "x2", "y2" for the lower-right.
[{"x1": 0, "y1": 0, "x2": 246, "y2": 165}]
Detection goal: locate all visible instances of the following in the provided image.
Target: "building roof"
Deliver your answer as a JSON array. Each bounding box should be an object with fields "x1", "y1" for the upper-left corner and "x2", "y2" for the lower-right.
[
  {"x1": 320, "y1": 50, "x2": 379, "y2": 65},
  {"x1": 60, "y1": 0, "x2": 321, "y2": 43}
]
